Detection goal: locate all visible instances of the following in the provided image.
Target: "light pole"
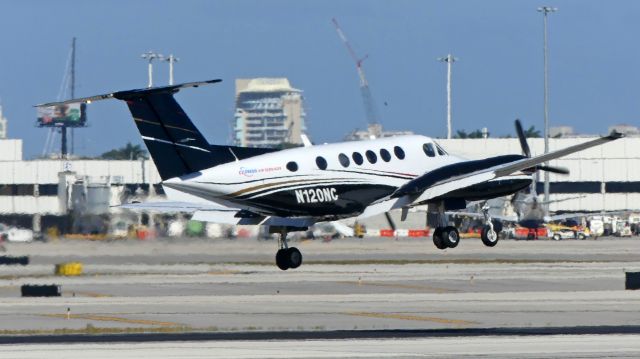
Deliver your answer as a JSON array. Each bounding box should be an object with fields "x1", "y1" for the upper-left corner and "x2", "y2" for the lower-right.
[
  {"x1": 141, "y1": 51, "x2": 163, "y2": 88},
  {"x1": 538, "y1": 6, "x2": 557, "y2": 203},
  {"x1": 438, "y1": 54, "x2": 457, "y2": 139},
  {"x1": 164, "y1": 54, "x2": 179, "y2": 85}
]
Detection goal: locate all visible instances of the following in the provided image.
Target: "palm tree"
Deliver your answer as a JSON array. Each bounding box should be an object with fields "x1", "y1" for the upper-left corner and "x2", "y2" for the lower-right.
[
  {"x1": 524, "y1": 125, "x2": 541, "y2": 138},
  {"x1": 100, "y1": 142, "x2": 148, "y2": 160}
]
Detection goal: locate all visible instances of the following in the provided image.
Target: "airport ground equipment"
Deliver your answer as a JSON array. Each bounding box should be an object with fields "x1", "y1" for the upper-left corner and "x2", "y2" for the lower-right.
[{"x1": 55, "y1": 262, "x2": 83, "y2": 276}]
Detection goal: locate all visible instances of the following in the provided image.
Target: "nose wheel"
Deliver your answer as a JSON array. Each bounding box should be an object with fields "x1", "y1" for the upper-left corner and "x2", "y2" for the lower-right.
[{"x1": 480, "y1": 202, "x2": 501, "y2": 247}]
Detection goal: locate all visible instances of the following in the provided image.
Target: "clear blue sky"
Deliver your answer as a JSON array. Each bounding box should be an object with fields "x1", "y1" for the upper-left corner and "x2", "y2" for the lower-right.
[{"x1": 0, "y1": 0, "x2": 638, "y2": 158}]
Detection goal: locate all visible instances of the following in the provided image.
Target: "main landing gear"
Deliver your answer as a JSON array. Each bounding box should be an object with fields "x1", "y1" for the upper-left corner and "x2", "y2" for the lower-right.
[
  {"x1": 432, "y1": 226, "x2": 460, "y2": 249},
  {"x1": 430, "y1": 203, "x2": 460, "y2": 250},
  {"x1": 273, "y1": 228, "x2": 303, "y2": 271}
]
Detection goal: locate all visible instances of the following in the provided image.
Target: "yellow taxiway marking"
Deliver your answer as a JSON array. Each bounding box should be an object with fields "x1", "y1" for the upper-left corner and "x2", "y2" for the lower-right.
[
  {"x1": 345, "y1": 311, "x2": 478, "y2": 326},
  {"x1": 338, "y1": 280, "x2": 455, "y2": 293},
  {"x1": 71, "y1": 291, "x2": 112, "y2": 298},
  {"x1": 207, "y1": 269, "x2": 242, "y2": 275},
  {"x1": 41, "y1": 314, "x2": 182, "y2": 327}
]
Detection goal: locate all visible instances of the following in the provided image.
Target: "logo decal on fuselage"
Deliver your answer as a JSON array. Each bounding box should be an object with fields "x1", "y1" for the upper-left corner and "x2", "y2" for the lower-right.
[
  {"x1": 238, "y1": 166, "x2": 282, "y2": 177},
  {"x1": 295, "y1": 187, "x2": 339, "y2": 204}
]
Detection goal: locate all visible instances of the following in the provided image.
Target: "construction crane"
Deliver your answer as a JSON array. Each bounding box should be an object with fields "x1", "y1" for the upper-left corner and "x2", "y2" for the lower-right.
[{"x1": 332, "y1": 18, "x2": 381, "y2": 139}]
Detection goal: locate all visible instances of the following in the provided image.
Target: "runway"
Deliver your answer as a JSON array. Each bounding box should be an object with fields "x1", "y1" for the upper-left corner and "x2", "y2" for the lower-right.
[{"x1": 0, "y1": 237, "x2": 639, "y2": 357}]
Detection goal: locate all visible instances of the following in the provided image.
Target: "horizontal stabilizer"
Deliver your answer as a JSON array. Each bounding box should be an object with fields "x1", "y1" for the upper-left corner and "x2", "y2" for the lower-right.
[{"x1": 36, "y1": 80, "x2": 222, "y2": 107}]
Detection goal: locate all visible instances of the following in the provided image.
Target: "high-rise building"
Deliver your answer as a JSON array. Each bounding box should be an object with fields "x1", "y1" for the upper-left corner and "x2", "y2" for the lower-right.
[
  {"x1": 233, "y1": 78, "x2": 306, "y2": 148},
  {"x1": 0, "y1": 105, "x2": 7, "y2": 139}
]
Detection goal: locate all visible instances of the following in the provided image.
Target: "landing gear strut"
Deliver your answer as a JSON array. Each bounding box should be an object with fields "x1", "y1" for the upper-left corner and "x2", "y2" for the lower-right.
[
  {"x1": 480, "y1": 203, "x2": 501, "y2": 247},
  {"x1": 431, "y1": 203, "x2": 459, "y2": 250},
  {"x1": 273, "y1": 228, "x2": 303, "y2": 271}
]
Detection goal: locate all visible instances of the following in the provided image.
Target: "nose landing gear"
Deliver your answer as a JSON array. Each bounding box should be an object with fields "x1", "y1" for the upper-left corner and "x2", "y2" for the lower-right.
[{"x1": 480, "y1": 203, "x2": 501, "y2": 247}]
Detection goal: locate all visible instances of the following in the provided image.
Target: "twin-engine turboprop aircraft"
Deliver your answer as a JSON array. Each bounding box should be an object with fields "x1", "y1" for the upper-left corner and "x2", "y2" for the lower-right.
[{"x1": 37, "y1": 80, "x2": 623, "y2": 270}]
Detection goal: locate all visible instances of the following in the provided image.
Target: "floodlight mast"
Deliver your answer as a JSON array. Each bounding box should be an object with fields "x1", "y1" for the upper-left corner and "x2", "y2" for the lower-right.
[
  {"x1": 438, "y1": 54, "x2": 457, "y2": 139},
  {"x1": 164, "y1": 54, "x2": 180, "y2": 85},
  {"x1": 141, "y1": 51, "x2": 163, "y2": 88},
  {"x1": 537, "y1": 5, "x2": 557, "y2": 204}
]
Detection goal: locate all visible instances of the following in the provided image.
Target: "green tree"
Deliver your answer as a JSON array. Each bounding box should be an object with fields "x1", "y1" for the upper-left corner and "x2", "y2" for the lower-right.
[
  {"x1": 100, "y1": 142, "x2": 148, "y2": 160},
  {"x1": 454, "y1": 129, "x2": 486, "y2": 139},
  {"x1": 524, "y1": 125, "x2": 541, "y2": 138}
]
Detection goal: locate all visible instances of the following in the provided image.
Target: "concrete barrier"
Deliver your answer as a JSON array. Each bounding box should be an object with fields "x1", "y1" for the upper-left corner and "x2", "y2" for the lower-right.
[
  {"x1": 626, "y1": 272, "x2": 640, "y2": 290},
  {"x1": 0, "y1": 256, "x2": 29, "y2": 265},
  {"x1": 21, "y1": 284, "x2": 61, "y2": 297}
]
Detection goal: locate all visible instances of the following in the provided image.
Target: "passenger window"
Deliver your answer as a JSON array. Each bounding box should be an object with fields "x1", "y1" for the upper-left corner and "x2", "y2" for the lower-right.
[
  {"x1": 423, "y1": 143, "x2": 436, "y2": 157},
  {"x1": 315, "y1": 156, "x2": 327, "y2": 170},
  {"x1": 394, "y1": 146, "x2": 405, "y2": 160},
  {"x1": 352, "y1": 152, "x2": 364, "y2": 165},
  {"x1": 380, "y1": 148, "x2": 391, "y2": 162},
  {"x1": 338, "y1": 153, "x2": 350, "y2": 167},
  {"x1": 286, "y1": 161, "x2": 298, "y2": 172},
  {"x1": 365, "y1": 150, "x2": 377, "y2": 164}
]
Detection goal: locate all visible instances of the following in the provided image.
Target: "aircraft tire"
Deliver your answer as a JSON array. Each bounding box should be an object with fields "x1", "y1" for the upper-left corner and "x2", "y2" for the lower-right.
[
  {"x1": 442, "y1": 226, "x2": 460, "y2": 248},
  {"x1": 481, "y1": 225, "x2": 499, "y2": 247},
  {"x1": 433, "y1": 227, "x2": 447, "y2": 250},
  {"x1": 275, "y1": 249, "x2": 289, "y2": 270},
  {"x1": 286, "y1": 247, "x2": 303, "y2": 269}
]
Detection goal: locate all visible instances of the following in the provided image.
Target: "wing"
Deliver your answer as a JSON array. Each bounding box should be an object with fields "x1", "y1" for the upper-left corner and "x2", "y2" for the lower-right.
[
  {"x1": 359, "y1": 133, "x2": 623, "y2": 219},
  {"x1": 118, "y1": 201, "x2": 316, "y2": 227}
]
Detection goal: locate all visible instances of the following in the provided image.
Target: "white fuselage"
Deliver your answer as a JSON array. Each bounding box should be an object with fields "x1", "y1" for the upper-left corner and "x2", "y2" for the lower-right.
[{"x1": 163, "y1": 135, "x2": 463, "y2": 219}]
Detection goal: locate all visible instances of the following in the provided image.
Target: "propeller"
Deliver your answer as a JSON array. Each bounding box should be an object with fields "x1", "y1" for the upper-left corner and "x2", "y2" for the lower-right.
[
  {"x1": 384, "y1": 212, "x2": 397, "y2": 232},
  {"x1": 514, "y1": 119, "x2": 531, "y2": 158},
  {"x1": 514, "y1": 119, "x2": 569, "y2": 175}
]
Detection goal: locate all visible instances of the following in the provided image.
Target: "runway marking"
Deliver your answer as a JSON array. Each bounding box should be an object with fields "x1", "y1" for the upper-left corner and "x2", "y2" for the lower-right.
[
  {"x1": 207, "y1": 269, "x2": 242, "y2": 275},
  {"x1": 70, "y1": 291, "x2": 112, "y2": 298},
  {"x1": 337, "y1": 280, "x2": 455, "y2": 293},
  {"x1": 41, "y1": 314, "x2": 183, "y2": 327},
  {"x1": 345, "y1": 311, "x2": 478, "y2": 326}
]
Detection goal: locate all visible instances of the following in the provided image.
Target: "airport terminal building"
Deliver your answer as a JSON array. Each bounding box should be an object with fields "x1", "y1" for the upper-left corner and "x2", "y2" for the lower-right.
[{"x1": 0, "y1": 130, "x2": 639, "y2": 234}]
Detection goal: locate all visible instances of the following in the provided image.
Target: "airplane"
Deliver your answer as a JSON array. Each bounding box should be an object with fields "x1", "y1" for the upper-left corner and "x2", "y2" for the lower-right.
[
  {"x1": 37, "y1": 79, "x2": 623, "y2": 270},
  {"x1": 449, "y1": 182, "x2": 589, "y2": 239}
]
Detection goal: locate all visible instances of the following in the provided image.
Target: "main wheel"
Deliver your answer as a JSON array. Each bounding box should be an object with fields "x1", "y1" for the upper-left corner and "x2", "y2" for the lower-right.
[
  {"x1": 432, "y1": 227, "x2": 447, "y2": 250},
  {"x1": 286, "y1": 247, "x2": 303, "y2": 269},
  {"x1": 481, "y1": 225, "x2": 499, "y2": 247},
  {"x1": 442, "y1": 226, "x2": 459, "y2": 248},
  {"x1": 275, "y1": 249, "x2": 290, "y2": 270},
  {"x1": 552, "y1": 233, "x2": 561, "y2": 241}
]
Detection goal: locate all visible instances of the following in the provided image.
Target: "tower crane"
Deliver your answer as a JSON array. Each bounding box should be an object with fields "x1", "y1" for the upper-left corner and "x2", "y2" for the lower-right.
[{"x1": 332, "y1": 18, "x2": 381, "y2": 139}]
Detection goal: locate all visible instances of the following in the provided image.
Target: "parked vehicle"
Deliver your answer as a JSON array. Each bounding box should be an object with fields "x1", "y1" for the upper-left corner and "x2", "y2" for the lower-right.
[
  {"x1": 0, "y1": 224, "x2": 34, "y2": 243},
  {"x1": 550, "y1": 228, "x2": 590, "y2": 241}
]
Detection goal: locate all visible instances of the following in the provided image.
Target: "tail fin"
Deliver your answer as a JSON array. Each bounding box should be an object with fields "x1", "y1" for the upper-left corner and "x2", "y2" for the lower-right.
[{"x1": 37, "y1": 80, "x2": 276, "y2": 180}]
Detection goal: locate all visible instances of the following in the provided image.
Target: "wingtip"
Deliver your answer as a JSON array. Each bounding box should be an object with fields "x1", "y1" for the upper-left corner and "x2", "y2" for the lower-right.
[{"x1": 607, "y1": 131, "x2": 625, "y2": 140}]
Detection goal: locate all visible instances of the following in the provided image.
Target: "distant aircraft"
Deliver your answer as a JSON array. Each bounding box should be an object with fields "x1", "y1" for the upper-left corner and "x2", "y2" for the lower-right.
[
  {"x1": 450, "y1": 181, "x2": 589, "y2": 239},
  {"x1": 37, "y1": 80, "x2": 623, "y2": 270}
]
